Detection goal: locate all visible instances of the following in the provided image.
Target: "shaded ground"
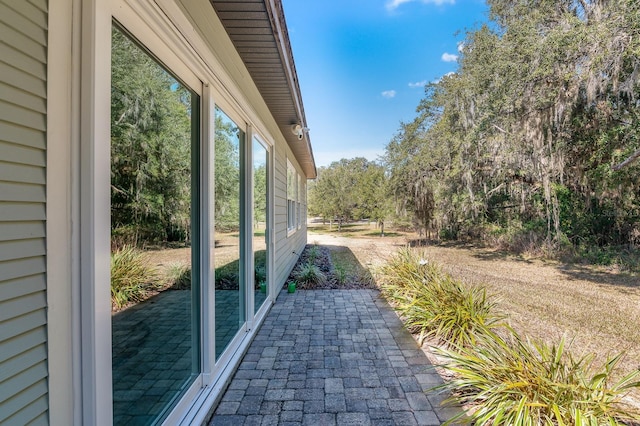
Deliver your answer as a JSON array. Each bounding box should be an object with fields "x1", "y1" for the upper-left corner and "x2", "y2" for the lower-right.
[{"x1": 307, "y1": 221, "x2": 640, "y2": 404}]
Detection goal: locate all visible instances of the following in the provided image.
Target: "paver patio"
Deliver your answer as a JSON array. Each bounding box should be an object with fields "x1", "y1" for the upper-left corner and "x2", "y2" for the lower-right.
[{"x1": 209, "y1": 289, "x2": 462, "y2": 425}]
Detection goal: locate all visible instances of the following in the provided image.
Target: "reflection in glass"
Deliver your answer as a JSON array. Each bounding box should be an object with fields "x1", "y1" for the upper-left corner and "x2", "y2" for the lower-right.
[
  {"x1": 214, "y1": 107, "x2": 245, "y2": 360},
  {"x1": 253, "y1": 138, "x2": 268, "y2": 313},
  {"x1": 110, "y1": 25, "x2": 200, "y2": 425}
]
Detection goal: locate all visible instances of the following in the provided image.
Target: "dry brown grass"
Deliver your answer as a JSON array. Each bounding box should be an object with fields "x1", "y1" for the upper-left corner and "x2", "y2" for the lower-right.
[{"x1": 308, "y1": 220, "x2": 640, "y2": 405}]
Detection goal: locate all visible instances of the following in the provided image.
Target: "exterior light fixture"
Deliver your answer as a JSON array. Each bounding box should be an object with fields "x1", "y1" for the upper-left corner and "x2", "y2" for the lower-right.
[{"x1": 291, "y1": 124, "x2": 309, "y2": 141}]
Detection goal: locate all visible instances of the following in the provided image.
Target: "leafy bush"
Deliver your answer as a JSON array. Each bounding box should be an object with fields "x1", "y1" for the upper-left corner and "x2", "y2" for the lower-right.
[
  {"x1": 294, "y1": 260, "x2": 327, "y2": 288},
  {"x1": 380, "y1": 248, "x2": 502, "y2": 348},
  {"x1": 111, "y1": 245, "x2": 158, "y2": 309},
  {"x1": 435, "y1": 328, "x2": 640, "y2": 426}
]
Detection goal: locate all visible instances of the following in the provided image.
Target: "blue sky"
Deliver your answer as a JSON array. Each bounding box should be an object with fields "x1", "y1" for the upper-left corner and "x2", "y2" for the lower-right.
[{"x1": 281, "y1": 0, "x2": 488, "y2": 168}]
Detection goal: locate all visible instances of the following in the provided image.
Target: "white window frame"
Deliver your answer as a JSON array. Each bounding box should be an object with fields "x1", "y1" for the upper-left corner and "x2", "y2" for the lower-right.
[
  {"x1": 65, "y1": 0, "x2": 282, "y2": 424},
  {"x1": 287, "y1": 158, "x2": 297, "y2": 235},
  {"x1": 68, "y1": 0, "x2": 282, "y2": 425}
]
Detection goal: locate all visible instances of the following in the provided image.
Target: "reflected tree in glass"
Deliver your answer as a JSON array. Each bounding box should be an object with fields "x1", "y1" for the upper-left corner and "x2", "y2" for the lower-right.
[
  {"x1": 214, "y1": 108, "x2": 245, "y2": 360},
  {"x1": 110, "y1": 25, "x2": 200, "y2": 425},
  {"x1": 253, "y1": 138, "x2": 268, "y2": 312}
]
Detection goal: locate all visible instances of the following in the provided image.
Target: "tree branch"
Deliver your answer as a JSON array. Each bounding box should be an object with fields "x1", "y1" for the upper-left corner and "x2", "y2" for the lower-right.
[{"x1": 612, "y1": 148, "x2": 640, "y2": 171}]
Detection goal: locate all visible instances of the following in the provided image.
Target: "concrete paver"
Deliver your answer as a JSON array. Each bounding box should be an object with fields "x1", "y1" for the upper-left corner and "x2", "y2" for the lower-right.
[{"x1": 209, "y1": 289, "x2": 462, "y2": 425}]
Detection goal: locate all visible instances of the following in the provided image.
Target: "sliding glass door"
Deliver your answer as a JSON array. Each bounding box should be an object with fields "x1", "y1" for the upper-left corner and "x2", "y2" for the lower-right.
[
  {"x1": 110, "y1": 24, "x2": 200, "y2": 425},
  {"x1": 253, "y1": 137, "x2": 269, "y2": 314},
  {"x1": 213, "y1": 107, "x2": 246, "y2": 360}
]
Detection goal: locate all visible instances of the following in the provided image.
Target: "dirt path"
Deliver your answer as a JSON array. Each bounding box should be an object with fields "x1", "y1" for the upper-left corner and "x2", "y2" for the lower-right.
[{"x1": 308, "y1": 228, "x2": 640, "y2": 387}]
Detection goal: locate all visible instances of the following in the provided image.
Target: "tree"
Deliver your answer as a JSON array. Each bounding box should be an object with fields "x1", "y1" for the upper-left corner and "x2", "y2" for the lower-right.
[{"x1": 111, "y1": 27, "x2": 194, "y2": 245}]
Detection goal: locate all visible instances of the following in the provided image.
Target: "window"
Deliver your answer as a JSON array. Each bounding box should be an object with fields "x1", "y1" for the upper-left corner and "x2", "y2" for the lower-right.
[
  {"x1": 110, "y1": 24, "x2": 201, "y2": 425},
  {"x1": 297, "y1": 173, "x2": 303, "y2": 229},
  {"x1": 213, "y1": 107, "x2": 246, "y2": 360},
  {"x1": 287, "y1": 159, "x2": 297, "y2": 232}
]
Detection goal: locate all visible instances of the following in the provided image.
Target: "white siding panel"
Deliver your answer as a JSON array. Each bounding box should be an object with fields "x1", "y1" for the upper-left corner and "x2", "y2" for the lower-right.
[
  {"x1": 0, "y1": 122, "x2": 46, "y2": 149},
  {"x1": 0, "y1": 222, "x2": 45, "y2": 242},
  {"x1": 0, "y1": 326, "x2": 46, "y2": 364},
  {"x1": 0, "y1": 61, "x2": 46, "y2": 98},
  {"x1": 0, "y1": 389, "x2": 48, "y2": 425},
  {"x1": 0, "y1": 3, "x2": 47, "y2": 46},
  {"x1": 0, "y1": 99, "x2": 46, "y2": 132},
  {"x1": 0, "y1": 181, "x2": 46, "y2": 202},
  {"x1": 0, "y1": 380, "x2": 47, "y2": 423},
  {"x1": 0, "y1": 291, "x2": 47, "y2": 322},
  {"x1": 0, "y1": 22, "x2": 46, "y2": 64},
  {"x1": 0, "y1": 161, "x2": 46, "y2": 185},
  {"x1": 0, "y1": 258, "x2": 45, "y2": 282},
  {"x1": 3, "y1": 0, "x2": 47, "y2": 30},
  {"x1": 0, "y1": 81, "x2": 47, "y2": 115},
  {"x1": 0, "y1": 310, "x2": 46, "y2": 343},
  {"x1": 0, "y1": 345, "x2": 46, "y2": 383},
  {"x1": 0, "y1": 275, "x2": 46, "y2": 309},
  {"x1": 0, "y1": 0, "x2": 48, "y2": 422},
  {"x1": 0, "y1": 142, "x2": 46, "y2": 167},
  {"x1": 0, "y1": 202, "x2": 46, "y2": 221},
  {"x1": 27, "y1": 0, "x2": 47, "y2": 13}
]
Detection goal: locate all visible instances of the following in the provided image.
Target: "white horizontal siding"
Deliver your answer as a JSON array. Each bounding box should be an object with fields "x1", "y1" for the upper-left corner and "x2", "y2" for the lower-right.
[{"x1": 0, "y1": 0, "x2": 49, "y2": 423}]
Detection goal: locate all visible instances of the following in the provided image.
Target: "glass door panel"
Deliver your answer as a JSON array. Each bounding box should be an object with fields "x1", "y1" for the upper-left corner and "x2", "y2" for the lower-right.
[
  {"x1": 214, "y1": 107, "x2": 246, "y2": 360},
  {"x1": 110, "y1": 24, "x2": 200, "y2": 425},
  {"x1": 253, "y1": 138, "x2": 269, "y2": 313}
]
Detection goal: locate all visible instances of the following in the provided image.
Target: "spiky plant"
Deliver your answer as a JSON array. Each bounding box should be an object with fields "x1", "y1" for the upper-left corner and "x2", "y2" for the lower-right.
[
  {"x1": 165, "y1": 262, "x2": 191, "y2": 290},
  {"x1": 435, "y1": 328, "x2": 640, "y2": 425},
  {"x1": 380, "y1": 248, "x2": 502, "y2": 348},
  {"x1": 294, "y1": 260, "x2": 327, "y2": 288},
  {"x1": 110, "y1": 245, "x2": 158, "y2": 309}
]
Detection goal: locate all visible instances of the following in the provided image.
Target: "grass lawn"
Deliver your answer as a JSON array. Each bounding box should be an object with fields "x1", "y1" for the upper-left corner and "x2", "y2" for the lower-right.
[{"x1": 308, "y1": 220, "x2": 640, "y2": 405}]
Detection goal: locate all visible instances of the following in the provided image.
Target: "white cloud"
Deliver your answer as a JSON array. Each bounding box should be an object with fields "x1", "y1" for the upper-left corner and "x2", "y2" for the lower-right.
[
  {"x1": 381, "y1": 90, "x2": 397, "y2": 99},
  {"x1": 431, "y1": 71, "x2": 455, "y2": 84},
  {"x1": 441, "y1": 52, "x2": 458, "y2": 62},
  {"x1": 457, "y1": 41, "x2": 465, "y2": 53},
  {"x1": 408, "y1": 80, "x2": 427, "y2": 88},
  {"x1": 386, "y1": 0, "x2": 455, "y2": 11}
]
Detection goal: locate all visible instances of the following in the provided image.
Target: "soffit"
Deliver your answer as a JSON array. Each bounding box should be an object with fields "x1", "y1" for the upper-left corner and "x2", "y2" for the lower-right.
[{"x1": 209, "y1": 0, "x2": 317, "y2": 179}]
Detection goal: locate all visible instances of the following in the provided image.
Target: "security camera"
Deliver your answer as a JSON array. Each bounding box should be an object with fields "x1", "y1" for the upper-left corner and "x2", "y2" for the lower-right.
[{"x1": 291, "y1": 124, "x2": 305, "y2": 140}]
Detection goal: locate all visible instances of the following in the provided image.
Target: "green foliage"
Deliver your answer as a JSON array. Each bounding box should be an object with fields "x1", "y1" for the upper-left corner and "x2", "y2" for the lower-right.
[
  {"x1": 382, "y1": 0, "x2": 640, "y2": 254},
  {"x1": 309, "y1": 158, "x2": 392, "y2": 232},
  {"x1": 379, "y1": 248, "x2": 502, "y2": 348},
  {"x1": 111, "y1": 26, "x2": 194, "y2": 245},
  {"x1": 110, "y1": 245, "x2": 158, "y2": 309},
  {"x1": 435, "y1": 329, "x2": 640, "y2": 426},
  {"x1": 334, "y1": 264, "x2": 348, "y2": 285},
  {"x1": 294, "y1": 261, "x2": 327, "y2": 287},
  {"x1": 165, "y1": 263, "x2": 191, "y2": 290},
  {"x1": 214, "y1": 109, "x2": 241, "y2": 233}
]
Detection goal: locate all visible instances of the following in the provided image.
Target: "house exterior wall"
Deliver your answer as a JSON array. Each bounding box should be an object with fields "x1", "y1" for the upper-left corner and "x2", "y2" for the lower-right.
[
  {"x1": 0, "y1": 0, "x2": 312, "y2": 424},
  {"x1": 273, "y1": 140, "x2": 307, "y2": 286},
  {"x1": 0, "y1": 0, "x2": 50, "y2": 424}
]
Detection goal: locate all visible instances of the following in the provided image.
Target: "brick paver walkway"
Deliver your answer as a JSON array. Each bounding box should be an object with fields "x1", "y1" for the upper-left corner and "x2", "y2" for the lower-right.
[{"x1": 209, "y1": 289, "x2": 461, "y2": 425}]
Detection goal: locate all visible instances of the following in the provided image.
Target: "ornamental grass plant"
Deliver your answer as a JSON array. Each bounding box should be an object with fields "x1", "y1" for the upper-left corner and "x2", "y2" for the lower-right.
[
  {"x1": 294, "y1": 260, "x2": 327, "y2": 288},
  {"x1": 379, "y1": 247, "x2": 640, "y2": 425},
  {"x1": 434, "y1": 328, "x2": 640, "y2": 426},
  {"x1": 379, "y1": 248, "x2": 503, "y2": 348},
  {"x1": 110, "y1": 245, "x2": 158, "y2": 309}
]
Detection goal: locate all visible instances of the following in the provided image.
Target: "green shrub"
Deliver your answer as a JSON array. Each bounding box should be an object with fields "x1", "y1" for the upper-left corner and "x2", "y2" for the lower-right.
[
  {"x1": 435, "y1": 329, "x2": 640, "y2": 425},
  {"x1": 165, "y1": 262, "x2": 191, "y2": 290},
  {"x1": 334, "y1": 264, "x2": 348, "y2": 285},
  {"x1": 111, "y1": 245, "x2": 158, "y2": 309},
  {"x1": 380, "y1": 248, "x2": 502, "y2": 348},
  {"x1": 294, "y1": 260, "x2": 327, "y2": 287},
  {"x1": 309, "y1": 244, "x2": 320, "y2": 263}
]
